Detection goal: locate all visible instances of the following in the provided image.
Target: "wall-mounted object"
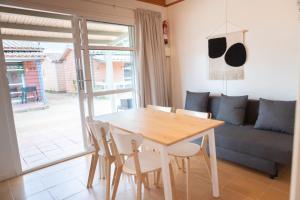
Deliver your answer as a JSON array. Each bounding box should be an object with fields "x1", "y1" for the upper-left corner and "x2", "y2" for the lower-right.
[
  {"x1": 208, "y1": 31, "x2": 247, "y2": 80},
  {"x1": 163, "y1": 20, "x2": 169, "y2": 44},
  {"x1": 165, "y1": 47, "x2": 171, "y2": 57}
]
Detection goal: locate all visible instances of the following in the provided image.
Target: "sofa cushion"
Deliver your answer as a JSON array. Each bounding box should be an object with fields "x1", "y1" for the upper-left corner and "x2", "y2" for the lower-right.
[
  {"x1": 214, "y1": 124, "x2": 293, "y2": 164},
  {"x1": 244, "y1": 99, "x2": 259, "y2": 125},
  {"x1": 254, "y1": 98, "x2": 296, "y2": 134},
  {"x1": 208, "y1": 96, "x2": 221, "y2": 118},
  {"x1": 185, "y1": 91, "x2": 210, "y2": 112},
  {"x1": 216, "y1": 95, "x2": 248, "y2": 125}
]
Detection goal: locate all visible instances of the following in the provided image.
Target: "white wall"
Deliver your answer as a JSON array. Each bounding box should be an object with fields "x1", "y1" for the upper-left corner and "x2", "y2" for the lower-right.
[{"x1": 168, "y1": 0, "x2": 300, "y2": 108}]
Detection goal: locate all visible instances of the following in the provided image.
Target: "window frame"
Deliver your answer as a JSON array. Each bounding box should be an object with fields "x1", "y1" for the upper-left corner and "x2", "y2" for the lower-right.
[{"x1": 79, "y1": 17, "x2": 138, "y2": 116}]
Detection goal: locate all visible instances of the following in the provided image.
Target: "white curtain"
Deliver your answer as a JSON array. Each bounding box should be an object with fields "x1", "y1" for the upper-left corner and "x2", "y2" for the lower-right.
[{"x1": 135, "y1": 9, "x2": 170, "y2": 107}]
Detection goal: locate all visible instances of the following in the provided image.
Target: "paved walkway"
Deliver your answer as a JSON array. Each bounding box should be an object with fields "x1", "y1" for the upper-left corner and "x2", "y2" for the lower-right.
[{"x1": 13, "y1": 93, "x2": 86, "y2": 170}]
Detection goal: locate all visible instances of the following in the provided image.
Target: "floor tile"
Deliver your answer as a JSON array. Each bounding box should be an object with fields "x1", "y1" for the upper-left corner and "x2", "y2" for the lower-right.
[
  {"x1": 9, "y1": 179, "x2": 45, "y2": 200},
  {"x1": 1, "y1": 155, "x2": 291, "y2": 200},
  {"x1": 41, "y1": 169, "x2": 77, "y2": 189},
  {"x1": 23, "y1": 154, "x2": 48, "y2": 163},
  {"x1": 48, "y1": 179, "x2": 85, "y2": 200},
  {"x1": 25, "y1": 191, "x2": 54, "y2": 200}
]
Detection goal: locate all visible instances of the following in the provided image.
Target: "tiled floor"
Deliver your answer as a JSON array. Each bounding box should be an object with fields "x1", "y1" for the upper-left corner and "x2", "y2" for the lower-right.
[
  {"x1": 13, "y1": 92, "x2": 131, "y2": 170},
  {"x1": 13, "y1": 93, "x2": 85, "y2": 170},
  {"x1": 0, "y1": 154, "x2": 290, "y2": 200}
]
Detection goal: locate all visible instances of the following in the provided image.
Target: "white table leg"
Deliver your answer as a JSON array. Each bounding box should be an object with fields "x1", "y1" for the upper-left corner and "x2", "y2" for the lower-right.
[
  {"x1": 160, "y1": 146, "x2": 173, "y2": 200},
  {"x1": 208, "y1": 129, "x2": 220, "y2": 197}
]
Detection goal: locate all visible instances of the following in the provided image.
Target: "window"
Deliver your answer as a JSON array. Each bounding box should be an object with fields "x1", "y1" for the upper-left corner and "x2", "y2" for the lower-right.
[
  {"x1": 87, "y1": 21, "x2": 134, "y2": 48},
  {"x1": 83, "y1": 21, "x2": 137, "y2": 114}
]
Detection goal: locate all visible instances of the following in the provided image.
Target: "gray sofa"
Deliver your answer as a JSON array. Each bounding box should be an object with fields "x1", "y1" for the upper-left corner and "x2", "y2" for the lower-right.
[{"x1": 196, "y1": 96, "x2": 294, "y2": 178}]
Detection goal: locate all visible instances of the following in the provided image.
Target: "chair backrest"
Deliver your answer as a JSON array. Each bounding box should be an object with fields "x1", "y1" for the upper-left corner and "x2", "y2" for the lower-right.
[
  {"x1": 85, "y1": 117, "x2": 111, "y2": 156},
  {"x1": 110, "y1": 126, "x2": 144, "y2": 156},
  {"x1": 175, "y1": 109, "x2": 210, "y2": 149},
  {"x1": 147, "y1": 105, "x2": 172, "y2": 113},
  {"x1": 176, "y1": 109, "x2": 211, "y2": 119}
]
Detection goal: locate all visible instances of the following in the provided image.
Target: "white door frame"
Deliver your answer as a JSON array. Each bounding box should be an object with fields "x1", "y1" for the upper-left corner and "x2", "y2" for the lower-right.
[
  {"x1": 0, "y1": 33, "x2": 23, "y2": 176},
  {"x1": 0, "y1": 7, "x2": 92, "y2": 174},
  {"x1": 290, "y1": 80, "x2": 300, "y2": 200},
  {"x1": 71, "y1": 16, "x2": 90, "y2": 150}
]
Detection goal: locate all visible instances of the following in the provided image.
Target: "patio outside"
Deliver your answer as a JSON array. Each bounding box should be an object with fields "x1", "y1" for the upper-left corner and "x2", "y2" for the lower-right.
[
  {"x1": 14, "y1": 92, "x2": 85, "y2": 170},
  {"x1": 5, "y1": 40, "x2": 134, "y2": 170}
]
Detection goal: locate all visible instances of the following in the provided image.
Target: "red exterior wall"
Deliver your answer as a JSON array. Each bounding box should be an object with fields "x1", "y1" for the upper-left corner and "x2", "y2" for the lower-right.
[
  {"x1": 91, "y1": 60, "x2": 125, "y2": 82},
  {"x1": 92, "y1": 59, "x2": 106, "y2": 82},
  {"x1": 41, "y1": 49, "x2": 126, "y2": 93},
  {"x1": 113, "y1": 62, "x2": 124, "y2": 82},
  {"x1": 23, "y1": 61, "x2": 41, "y2": 99}
]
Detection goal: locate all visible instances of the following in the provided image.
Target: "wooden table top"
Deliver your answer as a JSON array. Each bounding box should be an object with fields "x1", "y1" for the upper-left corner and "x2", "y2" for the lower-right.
[{"x1": 94, "y1": 109, "x2": 224, "y2": 146}]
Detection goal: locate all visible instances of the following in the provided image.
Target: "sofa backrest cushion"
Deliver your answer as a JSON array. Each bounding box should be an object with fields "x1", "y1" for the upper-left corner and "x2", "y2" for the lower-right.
[
  {"x1": 244, "y1": 99, "x2": 260, "y2": 125},
  {"x1": 216, "y1": 95, "x2": 248, "y2": 125},
  {"x1": 185, "y1": 91, "x2": 210, "y2": 112},
  {"x1": 208, "y1": 96, "x2": 259, "y2": 125},
  {"x1": 254, "y1": 98, "x2": 296, "y2": 134}
]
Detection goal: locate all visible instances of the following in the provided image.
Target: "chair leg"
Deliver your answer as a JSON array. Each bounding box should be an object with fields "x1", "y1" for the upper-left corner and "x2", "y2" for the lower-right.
[
  {"x1": 142, "y1": 174, "x2": 150, "y2": 189},
  {"x1": 136, "y1": 176, "x2": 142, "y2": 200},
  {"x1": 175, "y1": 157, "x2": 182, "y2": 170},
  {"x1": 87, "y1": 154, "x2": 95, "y2": 187},
  {"x1": 155, "y1": 169, "x2": 161, "y2": 188},
  {"x1": 112, "y1": 166, "x2": 117, "y2": 185},
  {"x1": 111, "y1": 166, "x2": 123, "y2": 200},
  {"x1": 87, "y1": 153, "x2": 98, "y2": 188},
  {"x1": 182, "y1": 158, "x2": 186, "y2": 173},
  {"x1": 105, "y1": 159, "x2": 111, "y2": 200},
  {"x1": 169, "y1": 164, "x2": 177, "y2": 200},
  {"x1": 185, "y1": 158, "x2": 191, "y2": 200}
]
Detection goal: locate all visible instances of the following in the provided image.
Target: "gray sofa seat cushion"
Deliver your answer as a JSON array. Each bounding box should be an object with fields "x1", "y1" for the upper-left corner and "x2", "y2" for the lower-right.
[
  {"x1": 214, "y1": 124, "x2": 293, "y2": 164},
  {"x1": 216, "y1": 95, "x2": 248, "y2": 125},
  {"x1": 254, "y1": 98, "x2": 296, "y2": 135},
  {"x1": 185, "y1": 91, "x2": 210, "y2": 112}
]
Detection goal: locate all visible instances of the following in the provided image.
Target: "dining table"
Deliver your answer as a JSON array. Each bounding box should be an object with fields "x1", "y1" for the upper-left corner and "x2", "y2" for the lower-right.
[{"x1": 94, "y1": 108, "x2": 224, "y2": 200}]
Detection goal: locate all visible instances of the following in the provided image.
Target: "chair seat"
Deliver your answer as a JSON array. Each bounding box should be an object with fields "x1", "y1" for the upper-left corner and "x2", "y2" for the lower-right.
[
  {"x1": 168, "y1": 142, "x2": 200, "y2": 157},
  {"x1": 123, "y1": 151, "x2": 162, "y2": 174}
]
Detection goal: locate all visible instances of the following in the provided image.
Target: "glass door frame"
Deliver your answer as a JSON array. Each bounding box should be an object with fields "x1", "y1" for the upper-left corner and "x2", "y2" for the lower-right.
[
  {"x1": 77, "y1": 16, "x2": 138, "y2": 137},
  {"x1": 0, "y1": 7, "x2": 91, "y2": 173}
]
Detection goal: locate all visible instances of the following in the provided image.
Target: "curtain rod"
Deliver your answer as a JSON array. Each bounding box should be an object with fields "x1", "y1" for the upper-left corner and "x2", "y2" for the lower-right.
[{"x1": 84, "y1": 0, "x2": 136, "y2": 11}]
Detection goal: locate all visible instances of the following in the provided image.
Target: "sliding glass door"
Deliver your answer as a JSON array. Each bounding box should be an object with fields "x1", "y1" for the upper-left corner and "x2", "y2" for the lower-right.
[
  {"x1": 0, "y1": 7, "x2": 88, "y2": 171},
  {"x1": 0, "y1": 6, "x2": 138, "y2": 172},
  {"x1": 78, "y1": 19, "x2": 137, "y2": 120}
]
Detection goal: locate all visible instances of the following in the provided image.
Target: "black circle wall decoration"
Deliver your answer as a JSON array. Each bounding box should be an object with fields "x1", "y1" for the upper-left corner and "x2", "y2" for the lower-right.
[
  {"x1": 208, "y1": 37, "x2": 227, "y2": 58},
  {"x1": 224, "y1": 43, "x2": 247, "y2": 67}
]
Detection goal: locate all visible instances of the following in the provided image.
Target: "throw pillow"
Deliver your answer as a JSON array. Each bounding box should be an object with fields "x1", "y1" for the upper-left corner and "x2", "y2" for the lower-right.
[
  {"x1": 185, "y1": 91, "x2": 210, "y2": 112},
  {"x1": 217, "y1": 95, "x2": 248, "y2": 125},
  {"x1": 254, "y1": 98, "x2": 296, "y2": 134}
]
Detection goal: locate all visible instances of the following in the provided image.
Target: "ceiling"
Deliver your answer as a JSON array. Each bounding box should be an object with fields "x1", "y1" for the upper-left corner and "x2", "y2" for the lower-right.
[
  {"x1": 137, "y1": 0, "x2": 184, "y2": 7},
  {"x1": 0, "y1": 7, "x2": 131, "y2": 46}
]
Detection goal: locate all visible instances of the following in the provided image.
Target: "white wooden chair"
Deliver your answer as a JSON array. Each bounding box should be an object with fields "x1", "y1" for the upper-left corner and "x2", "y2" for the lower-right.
[
  {"x1": 146, "y1": 104, "x2": 173, "y2": 112},
  {"x1": 167, "y1": 109, "x2": 211, "y2": 200},
  {"x1": 86, "y1": 118, "x2": 115, "y2": 200},
  {"x1": 110, "y1": 126, "x2": 176, "y2": 200}
]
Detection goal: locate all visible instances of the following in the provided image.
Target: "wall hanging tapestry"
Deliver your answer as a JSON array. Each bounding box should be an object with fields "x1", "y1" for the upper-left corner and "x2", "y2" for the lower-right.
[{"x1": 208, "y1": 31, "x2": 247, "y2": 80}]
